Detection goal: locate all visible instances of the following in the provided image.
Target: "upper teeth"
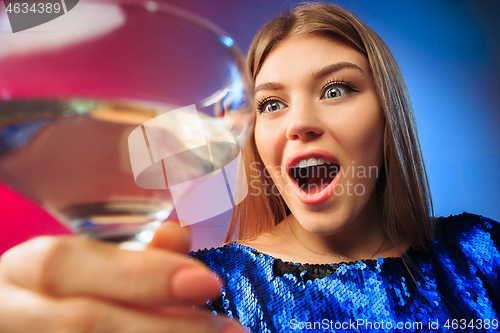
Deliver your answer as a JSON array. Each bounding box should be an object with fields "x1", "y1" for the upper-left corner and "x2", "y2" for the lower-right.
[{"x1": 294, "y1": 157, "x2": 331, "y2": 168}]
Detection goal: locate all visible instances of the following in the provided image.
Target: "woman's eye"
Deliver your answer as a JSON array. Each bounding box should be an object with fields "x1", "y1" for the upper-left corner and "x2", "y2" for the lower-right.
[
  {"x1": 258, "y1": 100, "x2": 286, "y2": 113},
  {"x1": 266, "y1": 101, "x2": 284, "y2": 112},
  {"x1": 322, "y1": 85, "x2": 349, "y2": 100}
]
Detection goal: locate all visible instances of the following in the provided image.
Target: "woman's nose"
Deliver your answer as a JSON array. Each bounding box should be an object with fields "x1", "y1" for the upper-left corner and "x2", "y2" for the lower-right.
[{"x1": 285, "y1": 102, "x2": 324, "y2": 141}]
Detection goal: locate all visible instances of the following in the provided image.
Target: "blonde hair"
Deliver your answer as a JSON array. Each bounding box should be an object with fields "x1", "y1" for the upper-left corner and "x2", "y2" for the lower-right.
[{"x1": 225, "y1": 2, "x2": 434, "y2": 251}]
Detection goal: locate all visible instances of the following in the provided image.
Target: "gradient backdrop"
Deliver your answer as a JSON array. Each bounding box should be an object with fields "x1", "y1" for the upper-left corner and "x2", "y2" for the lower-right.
[{"x1": 0, "y1": 0, "x2": 498, "y2": 254}]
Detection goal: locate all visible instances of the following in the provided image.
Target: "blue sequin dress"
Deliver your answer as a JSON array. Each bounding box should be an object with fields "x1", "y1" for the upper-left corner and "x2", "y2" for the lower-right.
[{"x1": 190, "y1": 213, "x2": 500, "y2": 332}]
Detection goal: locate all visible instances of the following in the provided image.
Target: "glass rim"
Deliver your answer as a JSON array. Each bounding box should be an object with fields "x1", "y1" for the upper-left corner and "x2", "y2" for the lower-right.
[{"x1": 78, "y1": 0, "x2": 241, "y2": 54}]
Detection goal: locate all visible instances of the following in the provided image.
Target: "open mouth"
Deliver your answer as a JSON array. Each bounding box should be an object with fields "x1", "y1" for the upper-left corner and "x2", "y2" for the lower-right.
[{"x1": 289, "y1": 162, "x2": 340, "y2": 194}]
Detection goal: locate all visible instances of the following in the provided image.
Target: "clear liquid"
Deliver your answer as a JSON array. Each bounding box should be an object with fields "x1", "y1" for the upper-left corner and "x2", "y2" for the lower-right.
[{"x1": 0, "y1": 99, "x2": 241, "y2": 245}]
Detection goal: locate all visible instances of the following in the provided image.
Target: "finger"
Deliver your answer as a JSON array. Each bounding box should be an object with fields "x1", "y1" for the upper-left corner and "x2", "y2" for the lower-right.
[
  {"x1": 148, "y1": 220, "x2": 191, "y2": 254},
  {"x1": 0, "y1": 282, "x2": 247, "y2": 333},
  {"x1": 0, "y1": 236, "x2": 221, "y2": 307}
]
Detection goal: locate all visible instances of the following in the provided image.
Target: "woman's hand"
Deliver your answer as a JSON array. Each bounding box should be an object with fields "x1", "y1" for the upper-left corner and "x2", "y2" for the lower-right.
[{"x1": 0, "y1": 221, "x2": 246, "y2": 333}]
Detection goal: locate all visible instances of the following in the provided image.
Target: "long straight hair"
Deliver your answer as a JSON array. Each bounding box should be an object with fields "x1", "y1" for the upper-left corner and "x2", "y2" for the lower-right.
[{"x1": 225, "y1": 2, "x2": 434, "y2": 252}]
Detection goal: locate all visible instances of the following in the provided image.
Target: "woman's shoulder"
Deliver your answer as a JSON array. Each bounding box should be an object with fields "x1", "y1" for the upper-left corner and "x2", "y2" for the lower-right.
[
  {"x1": 434, "y1": 212, "x2": 499, "y2": 238},
  {"x1": 189, "y1": 241, "x2": 249, "y2": 258},
  {"x1": 189, "y1": 242, "x2": 266, "y2": 274},
  {"x1": 431, "y1": 212, "x2": 500, "y2": 267}
]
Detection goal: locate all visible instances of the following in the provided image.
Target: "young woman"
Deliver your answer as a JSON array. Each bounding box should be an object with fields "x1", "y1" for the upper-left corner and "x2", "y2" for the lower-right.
[
  {"x1": 190, "y1": 2, "x2": 500, "y2": 332},
  {"x1": 0, "y1": 3, "x2": 498, "y2": 333}
]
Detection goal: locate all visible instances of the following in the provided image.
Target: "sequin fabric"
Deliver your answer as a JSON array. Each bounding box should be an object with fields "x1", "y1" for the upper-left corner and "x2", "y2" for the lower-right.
[{"x1": 190, "y1": 213, "x2": 500, "y2": 332}]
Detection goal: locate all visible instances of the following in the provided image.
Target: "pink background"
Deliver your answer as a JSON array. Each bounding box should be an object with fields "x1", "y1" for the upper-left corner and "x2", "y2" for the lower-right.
[{"x1": 0, "y1": 184, "x2": 72, "y2": 253}]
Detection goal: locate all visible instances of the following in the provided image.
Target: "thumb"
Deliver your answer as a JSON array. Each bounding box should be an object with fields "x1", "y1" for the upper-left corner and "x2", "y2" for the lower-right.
[{"x1": 148, "y1": 220, "x2": 192, "y2": 254}]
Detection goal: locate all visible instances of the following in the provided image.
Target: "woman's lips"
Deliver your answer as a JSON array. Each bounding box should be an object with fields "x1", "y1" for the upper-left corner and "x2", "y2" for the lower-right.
[
  {"x1": 288, "y1": 166, "x2": 340, "y2": 204},
  {"x1": 285, "y1": 149, "x2": 341, "y2": 204},
  {"x1": 286, "y1": 149, "x2": 340, "y2": 172}
]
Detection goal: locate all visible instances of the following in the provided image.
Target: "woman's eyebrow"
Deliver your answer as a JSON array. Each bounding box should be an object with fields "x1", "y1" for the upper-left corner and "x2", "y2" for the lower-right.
[
  {"x1": 255, "y1": 62, "x2": 365, "y2": 93},
  {"x1": 254, "y1": 82, "x2": 285, "y2": 93},
  {"x1": 313, "y1": 62, "x2": 366, "y2": 79}
]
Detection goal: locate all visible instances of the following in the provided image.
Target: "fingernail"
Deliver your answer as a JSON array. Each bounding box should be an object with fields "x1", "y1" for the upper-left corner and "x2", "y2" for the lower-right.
[
  {"x1": 221, "y1": 325, "x2": 249, "y2": 333},
  {"x1": 170, "y1": 266, "x2": 221, "y2": 303},
  {"x1": 163, "y1": 220, "x2": 181, "y2": 227},
  {"x1": 163, "y1": 220, "x2": 191, "y2": 233},
  {"x1": 210, "y1": 317, "x2": 248, "y2": 333},
  {"x1": 222, "y1": 326, "x2": 248, "y2": 333}
]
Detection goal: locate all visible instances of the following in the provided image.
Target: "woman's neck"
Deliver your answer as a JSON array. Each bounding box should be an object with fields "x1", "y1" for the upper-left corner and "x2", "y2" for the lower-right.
[
  {"x1": 239, "y1": 206, "x2": 403, "y2": 265},
  {"x1": 284, "y1": 212, "x2": 386, "y2": 262}
]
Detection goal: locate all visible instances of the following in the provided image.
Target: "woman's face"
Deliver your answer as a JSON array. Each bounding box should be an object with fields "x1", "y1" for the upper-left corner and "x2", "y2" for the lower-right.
[{"x1": 254, "y1": 34, "x2": 384, "y2": 235}]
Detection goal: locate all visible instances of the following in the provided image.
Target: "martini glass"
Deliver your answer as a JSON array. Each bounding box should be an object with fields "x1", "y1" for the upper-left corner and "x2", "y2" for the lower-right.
[{"x1": 0, "y1": 0, "x2": 254, "y2": 249}]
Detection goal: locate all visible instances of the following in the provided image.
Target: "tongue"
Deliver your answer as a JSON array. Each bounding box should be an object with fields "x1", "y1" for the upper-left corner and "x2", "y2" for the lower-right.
[{"x1": 305, "y1": 165, "x2": 337, "y2": 194}]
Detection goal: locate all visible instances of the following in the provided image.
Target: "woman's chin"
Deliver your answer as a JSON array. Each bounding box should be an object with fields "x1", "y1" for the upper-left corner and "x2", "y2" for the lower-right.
[{"x1": 289, "y1": 210, "x2": 351, "y2": 236}]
